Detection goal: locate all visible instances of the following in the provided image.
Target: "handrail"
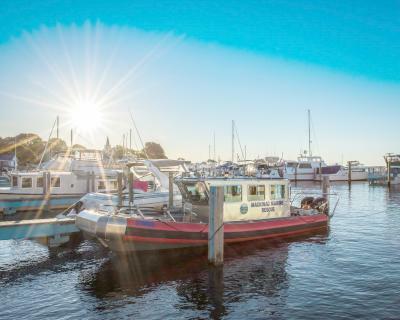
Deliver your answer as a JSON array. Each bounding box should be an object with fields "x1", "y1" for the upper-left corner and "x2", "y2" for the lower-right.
[{"x1": 290, "y1": 190, "x2": 340, "y2": 218}]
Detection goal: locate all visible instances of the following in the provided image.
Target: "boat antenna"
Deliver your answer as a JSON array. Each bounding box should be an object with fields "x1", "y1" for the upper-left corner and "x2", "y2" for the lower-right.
[
  {"x1": 129, "y1": 109, "x2": 148, "y2": 159},
  {"x1": 308, "y1": 109, "x2": 312, "y2": 157}
]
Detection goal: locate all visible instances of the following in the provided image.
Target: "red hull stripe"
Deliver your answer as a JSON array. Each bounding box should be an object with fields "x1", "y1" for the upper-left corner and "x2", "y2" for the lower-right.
[
  {"x1": 123, "y1": 224, "x2": 326, "y2": 245},
  {"x1": 122, "y1": 216, "x2": 328, "y2": 244}
]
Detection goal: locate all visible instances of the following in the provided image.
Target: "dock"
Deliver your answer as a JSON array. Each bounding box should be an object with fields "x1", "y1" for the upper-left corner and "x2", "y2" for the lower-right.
[{"x1": 0, "y1": 217, "x2": 79, "y2": 247}]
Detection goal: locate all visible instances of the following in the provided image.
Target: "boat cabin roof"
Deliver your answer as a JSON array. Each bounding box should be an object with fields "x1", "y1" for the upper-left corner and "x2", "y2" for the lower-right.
[
  {"x1": 11, "y1": 171, "x2": 72, "y2": 177},
  {"x1": 177, "y1": 177, "x2": 289, "y2": 186}
]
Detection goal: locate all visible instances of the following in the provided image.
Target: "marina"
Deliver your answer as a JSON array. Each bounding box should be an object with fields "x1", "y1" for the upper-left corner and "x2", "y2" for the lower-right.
[
  {"x1": 1, "y1": 1, "x2": 400, "y2": 319},
  {"x1": 1, "y1": 182, "x2": 399, "y2": 319}
]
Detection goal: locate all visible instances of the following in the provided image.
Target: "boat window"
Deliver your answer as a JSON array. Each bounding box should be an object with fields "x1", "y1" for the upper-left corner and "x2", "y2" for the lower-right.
[
  {"x1": 12, "y1": 176, "x2": 18, "y2": 187},
  {"x1": 36, "y1": 177, "x2": 43, "y2": 188},
  {"x1": 271, "y1": 184, "x2": 286, "y2": 200},
  {"x1": 98, "y1": 181, "x2": 106, "y2": 190},
  {"x1": 247, "y1": 185, "x2": 265, "y2": 201},
  {"x1": 299, "y1": 163, "x2": 312, "y2": 169},
  {"x1": 224, "y1": 185, "x2": 242, "y2": 202},
  {"x1": 21, "y1": 177, "x2": 32, "y2": 188},
  {"x1": 185, "y1": 182, "x2": 208, "y2": 204},
  {"x1": 51, "y1": 177, "x2": 61, "y2": 188}
]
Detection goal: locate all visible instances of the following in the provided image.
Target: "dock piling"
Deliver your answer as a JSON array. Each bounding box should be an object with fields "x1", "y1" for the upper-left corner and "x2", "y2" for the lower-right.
[
  {"x1": 322, "y1": 176, "x2": 330, "y2": 209},
  {"x1": 128, "y1": 171, "x2": 134, "y2": 205},
  {"x1": 86, "y1": 172, "x2": 90, "y2": 193},
  {"x1": 348, "y1": 161, "x2": 352, "y2": 185},
  {"x1": 117, "y1": 172, "x2": 123, "y2": 207},
  {"x1": 168, "y1": 172, "x2": 174, "y2": 209},
  {"x1": 91, "y1": 171, "x2": 95, "y2": 193},
  {"x1": 208, "y1": 186, "x2": 224, "y2": 266}
]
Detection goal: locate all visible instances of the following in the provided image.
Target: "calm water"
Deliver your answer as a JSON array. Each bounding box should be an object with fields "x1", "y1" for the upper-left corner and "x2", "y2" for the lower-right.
[{"x1": 1, "y1": 183, "x2": 400, "y2": 319}]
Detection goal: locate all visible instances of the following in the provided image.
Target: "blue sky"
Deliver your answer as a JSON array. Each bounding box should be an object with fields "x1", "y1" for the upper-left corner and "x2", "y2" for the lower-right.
[{"x1": 0, "y1": 1, "x2": 399, "y2": 164}]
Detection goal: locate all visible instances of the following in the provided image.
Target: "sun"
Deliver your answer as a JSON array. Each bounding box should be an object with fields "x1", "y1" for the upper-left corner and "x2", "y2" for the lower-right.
[{"x1": 69, "y1": 100, "x2": 104, "y2": 134}]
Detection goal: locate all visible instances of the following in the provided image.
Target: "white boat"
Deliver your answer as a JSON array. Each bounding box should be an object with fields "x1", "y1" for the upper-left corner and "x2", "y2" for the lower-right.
[
  {"x1": 314, "y1": 163, "x2": 368, "y2": 181},
  {"x1": 283, "y1": 156, "x2": 326, "y2": 181},
  {"x1": 0, "y1": 150, "x2": 118, "y2": 215},
  {"x1": 66, "y1": 159, "x2": 185, "y2": 216}
]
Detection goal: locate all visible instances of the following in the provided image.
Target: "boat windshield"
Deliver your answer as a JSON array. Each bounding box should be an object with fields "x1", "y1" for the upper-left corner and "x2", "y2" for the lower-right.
[{"x1": 180, "y1": 181, "x2": 209, "y2": 204}]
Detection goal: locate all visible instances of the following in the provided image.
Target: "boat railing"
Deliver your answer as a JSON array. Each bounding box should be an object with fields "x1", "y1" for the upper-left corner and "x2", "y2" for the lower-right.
[{"x1": 290, "y1": 190, "x2": 340, "y2": 217}]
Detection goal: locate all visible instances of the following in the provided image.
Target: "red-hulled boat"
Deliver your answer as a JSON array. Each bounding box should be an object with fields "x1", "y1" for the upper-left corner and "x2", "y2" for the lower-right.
[{"x1": 75, "y1": 178, "x2": 331, "y2": 253}]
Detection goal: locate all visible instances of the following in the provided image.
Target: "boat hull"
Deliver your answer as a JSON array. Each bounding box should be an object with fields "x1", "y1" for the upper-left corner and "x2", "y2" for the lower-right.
[
  {"x1": 314, "y1": 171, "x2": 368, "y2": 182},
  {"x1": 0, "y1": 193, "x2": 82, "y2": 214},
  {"x1": 76, "y1": 211, "x2": 328, "y2": 252}
]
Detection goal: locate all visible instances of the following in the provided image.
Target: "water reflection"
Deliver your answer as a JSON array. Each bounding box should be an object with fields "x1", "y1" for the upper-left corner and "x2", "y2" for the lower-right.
[{"x1": 79, "y1": 232, "x2": 328, "y2": 319}]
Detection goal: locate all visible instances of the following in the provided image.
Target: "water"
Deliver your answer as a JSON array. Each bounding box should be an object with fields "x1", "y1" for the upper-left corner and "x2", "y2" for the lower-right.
[{"x1": 1, "y1": 182, "x2": 400, "y2": 319}]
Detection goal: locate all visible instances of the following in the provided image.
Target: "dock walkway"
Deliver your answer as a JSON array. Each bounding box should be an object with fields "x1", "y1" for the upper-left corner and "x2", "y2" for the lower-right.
[{"x1": 0, "y1": 217, "x2": 79, "y2": 247}]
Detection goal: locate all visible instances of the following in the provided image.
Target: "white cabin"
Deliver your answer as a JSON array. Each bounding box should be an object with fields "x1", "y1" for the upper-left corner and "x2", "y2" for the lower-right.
[{"x1": 177, "y1": 178, "x2": 290, "y2": 222}]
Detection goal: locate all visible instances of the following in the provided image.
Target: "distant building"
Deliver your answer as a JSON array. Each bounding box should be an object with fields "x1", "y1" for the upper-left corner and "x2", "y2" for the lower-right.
[{"x1": 0, "y1": 153, "x2": 17, "y2": 171}]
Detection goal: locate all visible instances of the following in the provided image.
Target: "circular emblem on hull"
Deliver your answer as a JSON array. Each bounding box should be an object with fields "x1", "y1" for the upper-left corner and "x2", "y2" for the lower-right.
[{"x1": 240, "y1": 203, "x2": 249, "y2": 214}]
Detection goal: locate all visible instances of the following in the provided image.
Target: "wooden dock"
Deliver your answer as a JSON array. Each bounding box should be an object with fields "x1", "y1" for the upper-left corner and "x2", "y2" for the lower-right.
[{"x1": 0, "y1": 217, "x2": 79, "y2": 247}]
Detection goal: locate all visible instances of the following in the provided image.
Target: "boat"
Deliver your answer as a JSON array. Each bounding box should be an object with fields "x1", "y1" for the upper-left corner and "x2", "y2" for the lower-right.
[
  {"x1": 66, "y1": 159, "x2": 186, "y2": 216},
  {"x1": 283, "y1": 155, "x2": 326, "y2": 181},
  {"x1": 384, "y1": 154, "x2": 400, "y2": 185},
  {"x1": 283, "y1": 111, "x2": 327, "y2": 181},
  {"x1": 0, "y1": 150, "x2": 119, "y2": 215},
  {"x1": 314, "y1": 162, "x2": 368, "y2": 182},
  {"x1": 74, "y1": 177, "x2": 332, "y2": 253}
]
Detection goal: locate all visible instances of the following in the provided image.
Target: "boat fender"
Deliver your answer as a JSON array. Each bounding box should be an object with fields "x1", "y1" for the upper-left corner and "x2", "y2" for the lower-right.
[{"x1": 301, "y1": 197, "x2": 314, "y2": 209}]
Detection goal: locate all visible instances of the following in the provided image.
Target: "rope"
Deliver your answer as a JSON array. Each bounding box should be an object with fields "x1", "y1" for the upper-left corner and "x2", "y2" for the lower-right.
[{"x1": 208, "y1": 222, "x2": 225, "y2": 242}]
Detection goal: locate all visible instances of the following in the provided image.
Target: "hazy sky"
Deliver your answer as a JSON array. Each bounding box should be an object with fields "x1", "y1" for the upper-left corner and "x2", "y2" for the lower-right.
[{"x1": 0, "y1": 1, "x2": 399, "y2": 165}]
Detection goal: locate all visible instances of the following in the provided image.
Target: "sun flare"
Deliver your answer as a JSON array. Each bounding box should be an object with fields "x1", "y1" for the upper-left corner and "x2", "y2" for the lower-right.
[{"x1": 69, "y1": 100, "x2": 103, "y2": 134}]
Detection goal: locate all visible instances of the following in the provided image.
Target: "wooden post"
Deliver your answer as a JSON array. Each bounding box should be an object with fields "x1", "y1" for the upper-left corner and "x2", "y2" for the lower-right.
[
  {"x1": 43, "y1": 172, "x2": 51, "y2": 213},
  {"x1": 320, "y1": 162, "x2": 322, "y2": 182},
  {"x1": 208, "y1": 186, "x2": 224, "y2": 266},
  {"x1": 322, "y1": 176, "x2": 330, "y2": 199},
  {"x1": 322, "y1": 175, "x2": 330, "y2": 211},
  {"x1": 42, "y1": 171, "x2": 48, "y2": 196},
  {"x1": 91, "y1": 171, "x2": 95, "y2": 193},
  {"x1": 117, "y1": 172, "x2": 123, "y2": 207},
  {"x1": 387, "y1": 161, "x2": 391, "y2": 187},
  {"x1": 86, "y1": 171, "x2": 90, "y2": 193},
  {"x1": 168, "y1": 172, "x2": 174, "y2": 209},
  {"x1": 128, "y1": 171, "x2": 134, "y2": 205},
  {"x1": 294, "y1": 166, "x2": 297, "y2": 182},
  {"x1": 348, "y1": 161, "x2": 352, "y2": 185}
]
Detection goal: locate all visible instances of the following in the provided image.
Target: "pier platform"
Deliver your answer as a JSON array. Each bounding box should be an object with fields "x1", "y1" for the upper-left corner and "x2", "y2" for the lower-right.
[{"x1": 0, "y1": 217, "x2": 79, "y2": 247}]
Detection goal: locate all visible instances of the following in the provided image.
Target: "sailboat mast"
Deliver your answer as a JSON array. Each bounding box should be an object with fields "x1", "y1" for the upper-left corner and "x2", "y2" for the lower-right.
[
  {"x1": 213, "y1": 131, "x2": 216, "y2": 162},
  {"x1": 231, "y1": 120, "x2": 235, "y2": 163},
  {"x1": 308, "y1": 109, "x2": 312, "y2": 156},
  {"x1": 56, "y1": 116, "x2": 59, "y2": 139}
]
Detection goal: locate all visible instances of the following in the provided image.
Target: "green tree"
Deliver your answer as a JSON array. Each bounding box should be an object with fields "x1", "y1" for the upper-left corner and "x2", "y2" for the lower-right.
[
  {"x1": 72, "y1": 144, "x2": 86, "y2": 151},
  {"x1": 143, "y1": 142, "x2": 166, "y2": 159},
  {"x1": 48, "y1": 138, "x2": 67, "y2": 155}
]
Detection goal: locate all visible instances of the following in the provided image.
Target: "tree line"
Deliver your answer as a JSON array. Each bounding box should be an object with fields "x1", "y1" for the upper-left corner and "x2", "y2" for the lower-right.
[{"x1": 0, "y1": 133, "x2": 166, "y2": 168}]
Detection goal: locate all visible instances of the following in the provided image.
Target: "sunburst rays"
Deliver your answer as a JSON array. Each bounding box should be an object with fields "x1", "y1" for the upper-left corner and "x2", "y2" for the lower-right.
[{"x1": 0, "y1": 21, "x2": 183, "y2": 148}]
